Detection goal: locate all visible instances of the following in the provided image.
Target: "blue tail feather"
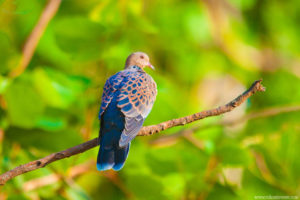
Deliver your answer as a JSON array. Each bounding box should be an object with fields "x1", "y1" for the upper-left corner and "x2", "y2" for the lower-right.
[
  {"x1": 97, "y1": 139, "x2": 130, "y2": 171},
  {"x1": 97, "y1": 146, "x2": 115, "y2": 171},
  {"x1": 113, "y1": 143, "x2": 130, "y2": 171},
  {"x1": 97, "y1": 93, "x2": 130, "y2": 171}
]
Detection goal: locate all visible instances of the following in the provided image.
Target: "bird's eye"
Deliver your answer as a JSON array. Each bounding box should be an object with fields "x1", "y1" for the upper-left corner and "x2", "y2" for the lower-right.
[{"x1": 140, "y1": 55, "x2": 144, "y2": 59}]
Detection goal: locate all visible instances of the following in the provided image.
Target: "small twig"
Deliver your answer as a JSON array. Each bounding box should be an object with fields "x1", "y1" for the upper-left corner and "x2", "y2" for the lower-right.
[
  {"x1": 9, "y1": 0, "x2": 61, "y2": 78},
  {"x1": 138, "y1": 80, "x2": 265, "y2": 136},
  {"x1": 0, "y1": 80, "x2": 265, "y2": 185},
  {"x1": 150, "y1": 104, "x2": 300, "y2": 146}
]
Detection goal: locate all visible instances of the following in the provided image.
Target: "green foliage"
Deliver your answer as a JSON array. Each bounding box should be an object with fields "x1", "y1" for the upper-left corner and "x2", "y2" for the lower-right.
[
  {"x1": 0, "y1": 0, "x2": 300, "y2": 199},
  {"x1": 5, "y1": 76, "x2": 45, "y2": 128}
]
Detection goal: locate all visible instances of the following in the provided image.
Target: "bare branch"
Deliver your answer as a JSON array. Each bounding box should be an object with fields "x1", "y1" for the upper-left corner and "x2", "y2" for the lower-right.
[
  {"x1": 0, "y1": 80, "x2": 265, "y2": 185},
  {"x1": 138, "y1": 79, "x2": 265, "y2": 136},
  {"x1": 9, "y1": 0, "x2": 61, "y2": 78},
  {"x1": 150, "y1": 104, "x2": 300, "y2": 146}
]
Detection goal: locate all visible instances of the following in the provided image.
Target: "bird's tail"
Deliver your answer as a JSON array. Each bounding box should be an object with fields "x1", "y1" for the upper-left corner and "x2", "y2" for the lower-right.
[
  {"x1": 113, "y1": 143, "x2": 130, "y2": 170},
  {"x1": 97, "y1": 143, "x2": 130, "y2": 171}
]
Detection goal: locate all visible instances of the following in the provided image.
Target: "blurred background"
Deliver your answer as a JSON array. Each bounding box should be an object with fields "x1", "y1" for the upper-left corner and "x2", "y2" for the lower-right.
[{"x1": 0, "y1": 0, "x2": 300, "y2": 199}]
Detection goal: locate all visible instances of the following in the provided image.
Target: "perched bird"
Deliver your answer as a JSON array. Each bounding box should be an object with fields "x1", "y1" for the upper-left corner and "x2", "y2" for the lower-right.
[{"x1": 97, "y1": 52, "x2": 157, "y2": 171}]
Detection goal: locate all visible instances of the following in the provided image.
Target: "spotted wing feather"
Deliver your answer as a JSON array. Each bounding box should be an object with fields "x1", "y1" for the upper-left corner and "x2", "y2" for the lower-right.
[
  {"x1": 117, "y1": 71, "x2": 157, "y2": 147},
  {"x1": 119, "y1": 115, "x2": 144, "y2": 147},
  {"x1": 117, "y1": 72, "x2": 157, "y2": 118},
  {"x1": 98, "y1": 72, "x2": 123, "y2": 119}
]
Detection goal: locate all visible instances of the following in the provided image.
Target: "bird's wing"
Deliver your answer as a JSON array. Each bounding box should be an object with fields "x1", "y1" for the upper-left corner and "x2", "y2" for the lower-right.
[
  {"x1": 98, "y1": 72, "x2": 123, "y2": 119},
  {"x1": 117, "y1": 71, "x2": 157, "y2": 147}
]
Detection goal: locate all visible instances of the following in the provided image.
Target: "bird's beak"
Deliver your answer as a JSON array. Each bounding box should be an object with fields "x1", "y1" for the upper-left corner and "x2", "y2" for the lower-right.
[{"x1": 147, "y1": 62, "x2": 155, "y2": 70}]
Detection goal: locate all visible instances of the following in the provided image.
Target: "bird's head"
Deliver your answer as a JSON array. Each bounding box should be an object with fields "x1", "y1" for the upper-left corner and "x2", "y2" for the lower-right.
[{"x1": 125, "y1": 52, "x2": 154, "y2": 70}]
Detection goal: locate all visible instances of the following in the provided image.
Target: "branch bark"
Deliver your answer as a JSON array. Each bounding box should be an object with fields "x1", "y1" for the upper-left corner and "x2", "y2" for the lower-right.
[
  {"x1": 0, "y1": 80, "x2": 265, "y2": 185},
  {"x1": 150, "y1": 104, "x2": 300, "y2": 146}
]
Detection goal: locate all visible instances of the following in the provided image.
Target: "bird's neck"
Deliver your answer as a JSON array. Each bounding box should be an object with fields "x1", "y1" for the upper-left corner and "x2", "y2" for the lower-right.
[
  {"x1": 125, "y1": 65, "x2": 144, "y2": 72},
  {"x1": 134, "y1": 66, "x2": 143, "y2": 71}
]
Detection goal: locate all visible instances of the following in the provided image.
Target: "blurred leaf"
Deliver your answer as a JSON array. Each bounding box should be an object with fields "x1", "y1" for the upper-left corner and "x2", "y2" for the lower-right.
[
  {"x1": 66, "y1": 187, "x2": 91, "y2": 200},
  {"x1": 33, "y1": 67, "x2": 88, "y2": 109},
  {"x1": 146, "y1": 147, "x2": 179, "y2": 176},
  {"x1": 14, "y1": 0, "x2": 43, "y2": 40},
  {"x1": 183, "y1": 4, "x2": 212, "y2": 44},
  {"x1": 242, "y1": 169, "x2": 286, "y2": 199},
  {"x1": 125, "y1": 173, "x2": 169, "y2": 200},
  {"x1": 4, "y1": 77, "x2": 45, "y2": 128},
  {"x1": 129, "y1": 15, "x2": 158, "y2": 34},
  {"x1": 36, "y1": 115, "x2": 65, "y2": 131},
  {"x1": 207, "y1": 184, "x2": 239, "y2": 200},
  {"x1": 36, "y1": 26, "x2": 72, "y2": 68},
  {"x1": 1, "y1": 0, "x2": 300, "y2": 198},
  {"x1": 53, "y1": 16, "x2": 105, "y2": 61},
  {"x1": 0, "y1": 75, "x2": 11, "y2": 94},
  {"x1": 229, "y1": 0, "x2": 257, "y2": 10},
  {"x1": 254, "y1": 70, "x2": 300, "y2": 107},
  {"x1": 5, "y1": 127, "x2": 82, "y2": 152},
  {"x1": 0, "y1": 31, "x2": 18, "y2": 74},
  {"x1": 7, "y1": 194, "x2": 29, "y2": 200},
  {"x1": 161, "y1": 173, "x2": 185, "y2": 199},
  {"x1": 217, "y1": 143, "x2": 251, "y2": 166}
]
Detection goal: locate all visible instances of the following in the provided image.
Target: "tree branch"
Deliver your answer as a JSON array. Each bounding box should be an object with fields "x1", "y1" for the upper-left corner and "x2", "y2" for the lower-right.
[
  {"x1": 0, "y1": 80, "x2": 265, "y2": 185},
  {"x1": 150, "y1": 104, "x2": 300, "y2": 146}
]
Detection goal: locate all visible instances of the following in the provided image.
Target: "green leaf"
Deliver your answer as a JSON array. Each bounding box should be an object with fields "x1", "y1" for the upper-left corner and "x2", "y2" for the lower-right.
[
  {"x1": 0, "y1": 75, "x2": 11, "y2": 94},
  {"x1": 7, "y1": 194, "x2": 29, "y2": 200},
  {"x1": 125, "y1": 173, "x2": 169, "y2": 200},
  {"x1": 53, "y1": 16, "x2": 105, "y2": 61},
  {"x1": 4, "y1": 78, "x2": 45, "y2": 128},
  {"x1": 36, "y1": 26, "x2": 72, "y2": 68},
  {"x1": 66, "y1": 187, "x2": 91, "y2": 200},
  {"x1": 161, "y1": 173, "x2": 185, "y2": 199},
  {"x1": 0, "y1": 32, "x2": 19, "y2": 74},
  {"x1": 5, "y1": 127, "x2": 82, "y2": 152},
  {"x1": 217, "y1": 143, "x2": 251, "y2": 166},
  {"x1": 207, "y1": 184, "x2": 239, "y2": 200},
  {"x1": 242, "y1": 169, "x2": 286, "y2": 198},
  {"x1": 33, "y1": 67, "x2": 88, "y2": 109}
]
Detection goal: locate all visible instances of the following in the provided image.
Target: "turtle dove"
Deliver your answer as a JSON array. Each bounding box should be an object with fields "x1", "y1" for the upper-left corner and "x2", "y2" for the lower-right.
[{"x1": 97, "y1": 52, "x2": 157, "y2": 171}]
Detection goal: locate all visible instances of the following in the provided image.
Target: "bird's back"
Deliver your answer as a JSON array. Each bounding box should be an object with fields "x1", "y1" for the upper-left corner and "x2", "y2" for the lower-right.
[{"x1": 97, "y1": 66, "x2": 156, "y2": 171}]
